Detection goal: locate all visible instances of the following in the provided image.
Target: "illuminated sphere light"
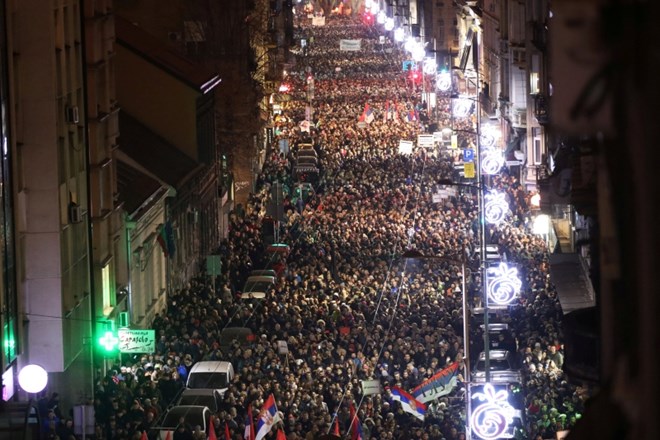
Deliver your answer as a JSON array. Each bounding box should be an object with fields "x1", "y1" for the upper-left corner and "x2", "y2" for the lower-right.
[
  {"x1": 377, "y1": 11, "x2": 386, "y2": 24},
  {"x1": 471, "y1": 383, "x2": 516, "y2": 440},
  {"x1": 394, "y1": 27, "x2": 404, "y2": 42},
  {"x1": 452, "y1": 98, "x2": 474, "y2": 118},
  {"x1": 385, "y1": 18, "x2": 395, "y2": 32},
  {"x1": 436, "y1": 71, "x2": 451, "y2": 92},
  {"x1": 481, "y1": 148, "x2": 505, "y2": 175},
  {"x1": 18, "y1": 364, "x2": 48, "y2": 394},
  {"x1": 484, "y1": 190, "x2": 509, "y2": 225},
  {"x1": 365, "y1": 0, "x2": 373, "y2": 8},
  {"x1": 486, "y1": 262, "x2": 522, "y2": 305},
  {"x1": 370, "y1": 2, "x2": 380, "y2": 13}
]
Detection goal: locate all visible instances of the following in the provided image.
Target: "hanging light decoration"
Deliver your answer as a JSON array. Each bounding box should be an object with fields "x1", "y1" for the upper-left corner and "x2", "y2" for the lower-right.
[
  {"x1": 470, "y1": 383, "x2": 516, "y2": 440},
  {"x1": 452, "y1": 97, "x2": 474, "y2": 118},
  {"x1": 370, "y1": 2, "x2": 380, "y2": 13},
  {"x1": 423, "y1": 57, "x2": 437, "y2": 74},
  {"x1": 377, "y1": 11, "x2": 386, "y2": 24},
  {"x1": 481, "y1": 148, "x2": 505, "y2": 175},
  {"x1": 484, "y1": 190, "x2": 509, "y2": 224},
  {"x1": 486, "y1": 262, "x2": 522, "y2": 305},
  {"x1": 394, "y1": 27, "x2": 405, "y2": 41},
  {"x1": 436, "y1": 71, "x2": 451, "y2": 92},
  {"x1": 404, "y1": 36, "x2": 417, "y2": 53},
  {"x1": 385, "y1": 18, "x2": 395, "y2": 32}
]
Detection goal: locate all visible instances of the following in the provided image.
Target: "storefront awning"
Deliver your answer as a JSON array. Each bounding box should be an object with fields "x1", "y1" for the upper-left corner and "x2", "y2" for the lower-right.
[{"x1": 549, "y1": 253, "x2": 596, "y2": 314}]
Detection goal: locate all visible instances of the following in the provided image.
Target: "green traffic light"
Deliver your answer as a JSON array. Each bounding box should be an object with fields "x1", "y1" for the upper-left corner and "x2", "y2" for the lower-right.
[{"x1": 99, "y1": 331, "x2": 119, "y2": 351}]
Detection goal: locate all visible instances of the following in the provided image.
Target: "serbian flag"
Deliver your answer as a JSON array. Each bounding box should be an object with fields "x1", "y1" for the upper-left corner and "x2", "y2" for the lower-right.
[
  {"x1": 225, "y1": 422, "x2": 231, "y2": 440},
  {"x1": 388, "y1": 386, "x2": 427, "y2": 421},
  {"x1": 255, "y1": 395, "x2": 281, "y2": 440},
  {"x1": 393, "y1": 100, "x2": 400, "y2": 122},
  {"x1": 358, "y1": 103, "x2": 374, "y2": 124},
  {"x1": 349, "y1": 402, "x2": 363, "y2": 440},
  {"x1": 333, "y1": 417, "x2": 340, "y2": 436},
  {"x1": 276, "y1": 429, "x2": 287, "y2": 440},
  {"x1": 244, "y1": 404, "x2": 256, "y2": 440},
  {"x1": 411, "y1": 362, "x2": 460, "y2": 403}
]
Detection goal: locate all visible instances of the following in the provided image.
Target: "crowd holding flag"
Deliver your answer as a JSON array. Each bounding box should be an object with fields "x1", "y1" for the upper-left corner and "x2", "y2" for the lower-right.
[
  {"x1": 358, "y1": 103, "x2": 375, "y2": 124},
  {"x1": 411, "y1": 361, "x2": 461, "y2": 404},
  {"x1": 388, "y1": 386, "x2": 427, "y2": 421},
  {"x1": 208, "y1": 415, "x2": 218, "y2": 440},
  {"x1": 349, "y1": 402, "x2": 363, "y2": 440},
  {"x1": 244, "y1": 403, "x2": 256, "y2": 440},
  {"x1": 333, "y1": 417, "x2": 340, "y2": 436},
  {"x1": 225, "y1": 421, "x2": 231, "y2": 440},
  {"x1": 255, "y1": 394, "x2": 281, "y2": 440}
]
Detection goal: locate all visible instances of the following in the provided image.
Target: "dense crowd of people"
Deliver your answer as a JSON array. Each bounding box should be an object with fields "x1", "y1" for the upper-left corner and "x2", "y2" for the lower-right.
[{"x1": 41, "y1": 12, "x2": 591, "y2": 440}]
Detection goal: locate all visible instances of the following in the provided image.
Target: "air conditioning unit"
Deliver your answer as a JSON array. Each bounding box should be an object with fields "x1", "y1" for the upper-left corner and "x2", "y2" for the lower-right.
[
  {"x1": 68, "y1": 202, "x2": 82, "y2": 224},
  {"x1": 65, "y1": 106, "x2": 79, "y2": 124}
]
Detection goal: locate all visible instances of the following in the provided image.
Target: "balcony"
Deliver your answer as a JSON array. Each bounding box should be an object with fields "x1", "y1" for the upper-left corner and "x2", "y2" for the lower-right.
[{"x1": 533, "y1": 93, "x2": 549, "y2": 125}]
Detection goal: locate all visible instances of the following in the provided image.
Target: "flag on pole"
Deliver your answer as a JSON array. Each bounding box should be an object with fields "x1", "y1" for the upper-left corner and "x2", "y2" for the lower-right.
[
  {"x1": 244, "y1": 404, "x2": 255, "y2": 440},
  {"x1": 358, "y1": 103, "x2": 374, "y2": 124},
  {"x1": 140, "y1": 431, "x2": 148, "y2": 440},
  {"x1": 225, "y1": 422, "x2": 231, "y2": 440},
  {"x1": 165, "y1": 431, "x2": 172, "y2": 440},
  {"x1": 208, "y1": 415, "x2": 218, "y2": 440},
  {"x1": 255, "y1": 395, "x2": 281, "y2": 440},
  {"x1": 388, "y1": 386, "x2": 427, "y2": 420},
  {"x1": 276, "y1": 429, "x2": 287, "y2": 440},
  {"x1": 349, "y1": 402, "x2": 363, "y2": 440},
  {"x1": 333, "y1": 417, "x2": 340, "y2": 436},
  {"x1": 411, "y1": 362, "x2": 460, "y2": 403}
]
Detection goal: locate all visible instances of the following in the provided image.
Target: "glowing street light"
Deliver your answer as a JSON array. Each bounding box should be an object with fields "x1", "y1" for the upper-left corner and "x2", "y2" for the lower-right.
[
  {"x1": 385, "y1": 18, "x2": 395, "y2": 32},
  {"x1": 394, "y1": 27, "x2": 405, "y2": 42},
  {"x1": 411, "y1": 45, "x2": 425, "y2": 62},
  {"x1": 404, "y1": 36, "x2": 417, "y2": 53},
  {"x1": 18, "y1": 364, "x2": 49, "y2": 394},
  {"x1": 370, "y1": 2, "x2": 380, "y2": 13}
]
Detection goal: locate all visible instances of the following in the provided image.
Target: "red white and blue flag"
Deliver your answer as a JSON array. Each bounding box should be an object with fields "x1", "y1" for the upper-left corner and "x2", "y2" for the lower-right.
[
  {"x1": 349, "y1": 402, "x2": 363, "y2": 440},
  {"x1": 389, "y1": 386, "x2": 427, "y2": 421},
  {"x1": 255, "y1": 395, "x2": 281, "y2": 440},
  {"x1": 359, "y1": 103, "x2": 375, "y2": 124},
  {"x1": 244, "y1": 403, "x2": 255, "y2": 440},
  {"x1": 411, "y1": 362, "x2": 460, "y2": 403}
]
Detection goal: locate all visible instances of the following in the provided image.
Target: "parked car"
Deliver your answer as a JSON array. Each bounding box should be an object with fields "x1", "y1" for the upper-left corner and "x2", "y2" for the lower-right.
[
  {"x1": 241, "y1": 275, "x2": 276, "y2": 299},
  {"x1": 155, "y1": 405, "x2": 210, "y2": 440},
  {"x1": 176, "y1": 389, "x2": 223, "y2": 413},
  {"x1": 472, "y1": 350, "x2": 522, "y2": 384},
  {"x1": 186, "y1": 361, "x2": 235, "y2": 395}
]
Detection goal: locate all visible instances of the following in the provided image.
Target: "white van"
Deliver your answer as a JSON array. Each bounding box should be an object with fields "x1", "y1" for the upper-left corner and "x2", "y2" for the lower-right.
[{"x1": 186, "y1": 361, "x2": 234, "y2": 396}]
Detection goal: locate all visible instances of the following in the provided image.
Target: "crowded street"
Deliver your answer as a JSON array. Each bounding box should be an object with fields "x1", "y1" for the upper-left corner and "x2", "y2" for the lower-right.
[{"x1": 86, "y1": 12, "x2": 589, "y2": 440}]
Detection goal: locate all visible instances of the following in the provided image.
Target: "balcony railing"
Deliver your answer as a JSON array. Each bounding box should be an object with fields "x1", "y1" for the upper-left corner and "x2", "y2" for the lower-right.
[{"x1": 534, "y1": 93, "x2": 549, "y2": 125}]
